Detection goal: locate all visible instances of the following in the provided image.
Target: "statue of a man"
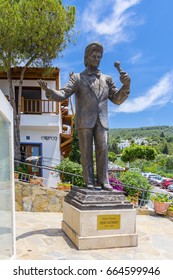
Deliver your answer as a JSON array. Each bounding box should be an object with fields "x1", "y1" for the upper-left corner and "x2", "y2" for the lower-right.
[{"x1": 38, "y1": 42, "x2": 130, "y2": 191}]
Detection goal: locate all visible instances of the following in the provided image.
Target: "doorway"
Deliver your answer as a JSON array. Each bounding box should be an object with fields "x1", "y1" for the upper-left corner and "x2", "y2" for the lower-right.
[{"x1": 20, "y1": 143, "x2": 42, "y2": 177}]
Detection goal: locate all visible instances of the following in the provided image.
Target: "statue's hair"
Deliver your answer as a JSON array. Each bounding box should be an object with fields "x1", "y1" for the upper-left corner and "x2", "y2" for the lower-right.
[{"x1": 84, "y1": 42, "x2": 103, "y2": 67}]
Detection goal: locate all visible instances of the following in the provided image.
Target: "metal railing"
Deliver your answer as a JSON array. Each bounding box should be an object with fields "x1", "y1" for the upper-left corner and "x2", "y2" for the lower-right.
[
  {"x1": 14, "y1": 159, "x2": 83, "y2": 187},
  {"x1": 14, "y1": 160, "x2": 173, "y2": 208}
]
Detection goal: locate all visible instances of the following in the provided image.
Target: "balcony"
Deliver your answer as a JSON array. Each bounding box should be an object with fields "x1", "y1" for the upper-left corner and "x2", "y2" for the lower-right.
[
  {"x1": 20, "y1": 98, "x2": 60, "y2": 129},
  {"x1": 21, "y1": 97, "x2": 59, "y2": 115}
]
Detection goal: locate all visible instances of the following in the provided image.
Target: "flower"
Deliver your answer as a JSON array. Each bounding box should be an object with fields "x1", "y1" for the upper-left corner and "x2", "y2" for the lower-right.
[{"x1": 109, "y1": 173, "x2": 124, "y2": 192}]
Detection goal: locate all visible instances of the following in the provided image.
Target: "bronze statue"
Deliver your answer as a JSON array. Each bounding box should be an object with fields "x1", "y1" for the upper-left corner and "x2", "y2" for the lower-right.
[{"x1": 38, "y1": 42, "x2": 130, "y2": 191}]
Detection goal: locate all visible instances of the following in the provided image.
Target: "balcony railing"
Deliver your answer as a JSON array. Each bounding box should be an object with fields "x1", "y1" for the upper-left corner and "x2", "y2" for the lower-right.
[{"x1": 21, "y1": 97, "x2": 59, "y2": 114}]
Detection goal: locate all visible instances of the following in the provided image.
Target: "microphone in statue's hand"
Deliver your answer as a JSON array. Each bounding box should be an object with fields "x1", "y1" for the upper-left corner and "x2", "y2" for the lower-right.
[
  {"x1": 114, "y1": 61, "x2": 130, "y2": 88},
  {"x1": 114, "y1": 61, "x2": 123, "y2": 74}
]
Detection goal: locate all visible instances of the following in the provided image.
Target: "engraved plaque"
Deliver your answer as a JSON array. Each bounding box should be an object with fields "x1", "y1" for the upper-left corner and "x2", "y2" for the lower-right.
[{"x1": 97, "y1": 214, "x2": 120, "y2": 230}]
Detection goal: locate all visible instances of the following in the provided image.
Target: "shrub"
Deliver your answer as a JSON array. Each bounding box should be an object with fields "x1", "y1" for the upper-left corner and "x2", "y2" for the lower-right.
[
  {"x1": 150, "y1": 193, "x2": 173, "y2": 203},
  {"x1": 15, "y1": 163, "x2": 29, "y2": 181},
  {"x1": 55, "y1": 158, "x2": 84, "y2": 186},
  {"x1": 15, "y1": 163, "x2": 28, "y2": 173},
  {"x1": 108, "y1": 151, "x2": 117, "y2": 162},
  {"x1": 120, "y1": 171, "x2": 152, "y2": 203},
  {"x1": 156, "y1": 170, "x2": 173, "y2": 178},
  {"x1": 168, "y1": 204, "x2": 173, "y2": 212}
]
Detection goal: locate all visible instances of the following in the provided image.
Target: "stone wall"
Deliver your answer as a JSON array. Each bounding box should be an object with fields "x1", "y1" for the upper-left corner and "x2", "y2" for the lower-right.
[{"x1": 15, "y1": 181, "x2": 67, "y2": 212}]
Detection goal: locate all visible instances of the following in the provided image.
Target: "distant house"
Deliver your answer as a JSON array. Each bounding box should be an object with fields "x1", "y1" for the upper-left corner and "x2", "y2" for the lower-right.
[
  {"x1": 0, "y1": 67, "x2": 73, "y2": 181},
  {"x1": 134, "y1": 137, "x2": 148, "y2": 145},
  {"x1": 117, "y1": 137, "x2": 148, "y2": 150},
  {"x1": 118, "y1": 140, "x2": 130, "y2": 149}
]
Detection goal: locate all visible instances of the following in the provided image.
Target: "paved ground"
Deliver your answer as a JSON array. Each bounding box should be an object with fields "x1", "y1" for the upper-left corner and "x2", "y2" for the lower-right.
[{"x1": 15, "y1": 212, "x2": 173, "y2": 260}]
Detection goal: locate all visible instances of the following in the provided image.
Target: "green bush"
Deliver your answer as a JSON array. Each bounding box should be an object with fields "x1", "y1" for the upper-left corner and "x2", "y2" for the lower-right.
[
  {"x1": 156, "y1": 170, "x2": 173, "y2": 178},
  {"x1": 168, "y1": 204, "x2": 173, "y2": 212},
  {"x1": 150, "y1": 193, "x2": 173, "y2": 203},
  {"x1": 55, "y1": 158, "x2": 84, "y2": 186},
  {"x1": 68, "y1": 129, "x2": 81, "y2": 163},
  {"x1": 15, "y1": 163, "x2": 29, "y2": 181},
  {"x1": 120, "y1": 171, "x2": 152, "y2": 202},
  {"x1": 15, "y1": 163, "x2": 28, "y2": 173},
  {"x1": 108, "y1": 151, "x2": 117, "y2": 162}
]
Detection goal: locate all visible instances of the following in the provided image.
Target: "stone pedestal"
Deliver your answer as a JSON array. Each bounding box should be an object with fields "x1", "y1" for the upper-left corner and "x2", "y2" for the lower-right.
[{"x1": 62, "y1": 187, "x2": 138, "y2": 250}]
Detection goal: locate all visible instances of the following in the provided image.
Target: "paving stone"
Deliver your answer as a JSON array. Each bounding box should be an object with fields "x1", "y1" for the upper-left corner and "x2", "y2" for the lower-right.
[{"x1": 15, "y1": 212, "x2": 173, "y2": 260}]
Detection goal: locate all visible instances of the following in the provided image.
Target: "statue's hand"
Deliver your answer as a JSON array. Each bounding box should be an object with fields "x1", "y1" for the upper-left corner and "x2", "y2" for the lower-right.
[
  {"x1": 120, "y1": 72, "x2": 130, "y2": 90},
  {"x1": 114, "y1": 62, "x2": 130, "y2": 90},
  {"x1": 38, "y1": 79, "x2": 48, "y2": 91}
]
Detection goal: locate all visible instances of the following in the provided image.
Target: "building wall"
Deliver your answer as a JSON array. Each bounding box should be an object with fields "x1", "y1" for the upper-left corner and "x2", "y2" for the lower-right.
[
  {"x1": 0, "y1": 79, "x2": 56, "y2": 98},
  {"x1": 21, "y1": 114, "x2": 60, "y2": 128},
  {"x1": 21, "y1": 127, "x2": 61, "y2": 179},
  {"x1": 0, "y1": 77, "x2": 61, "y2": 183}
]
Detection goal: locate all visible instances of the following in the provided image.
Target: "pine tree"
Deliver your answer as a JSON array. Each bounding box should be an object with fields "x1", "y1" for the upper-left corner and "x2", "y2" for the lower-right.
[{"x1": 162, "y1": 143, "x2": 169, "y2": 155}]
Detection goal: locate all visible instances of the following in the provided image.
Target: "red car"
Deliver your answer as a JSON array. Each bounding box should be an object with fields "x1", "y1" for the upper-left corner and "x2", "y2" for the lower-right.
[{"x1": 161, "y1": 178, "x2": 173, "y2": 189}]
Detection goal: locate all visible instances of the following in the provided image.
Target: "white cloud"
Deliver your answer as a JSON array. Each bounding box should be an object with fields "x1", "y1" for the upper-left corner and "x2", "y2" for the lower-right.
[
  {"x1": 81, "y1": 0, "x2": 143, "y2": 46},
  {"x1": 129, "y1": 52, "x2": 142, "y2": 64},
  {"x1": 112, "y1": 71, "x2": 173, "y2": 113}
]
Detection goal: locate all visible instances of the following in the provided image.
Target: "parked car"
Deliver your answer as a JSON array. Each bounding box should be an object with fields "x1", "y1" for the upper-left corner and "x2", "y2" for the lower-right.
[
  {"x1": 161, "y1": 178, "x2": 173, "y2": 189},
  {"x1": 148, "y1": 175, "x2": 163, "y2": 186},
  {"x1": 167, "y1": 184, "x2": 173, "y2": 192},
  {"x1": 147, "y1": 174, "x2": 159, "y2": 179},
  {"x1": 141, "y1": 172, "x2": 152, "y2": 178},
  {"x1": 129, "y1": 168, "x2": 140, "y2": 172}
]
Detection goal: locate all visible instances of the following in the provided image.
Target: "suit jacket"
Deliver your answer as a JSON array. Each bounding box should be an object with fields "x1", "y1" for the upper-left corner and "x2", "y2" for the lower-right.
[{"x1": 46, "y1": 69, "x2": 129, "y2": 130}]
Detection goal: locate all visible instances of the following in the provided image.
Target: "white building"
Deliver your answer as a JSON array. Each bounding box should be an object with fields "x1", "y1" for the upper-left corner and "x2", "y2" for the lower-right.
[
  {"x1": 118, "y1": 140, "x2": 130, "y2": 150},
  {"x1": 134, "y1": 137, "x2": 148, "y2": 145},
  {"x1": 0, "y1": 68, "x2": 73, "y2": 183}
]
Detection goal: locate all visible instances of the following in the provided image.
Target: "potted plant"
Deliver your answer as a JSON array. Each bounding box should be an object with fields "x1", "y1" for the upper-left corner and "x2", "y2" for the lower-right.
[
  {"x1": 127, "y1": 192, "x2": 139, "y2": 207},
  {"x1": 14, "y1": 171, "x2": 19, "y2": 179},
  {"x1": 57, "y1": 182, "x2": 72, "y2": 191},
  {"x1": 150, "y1": 193, "x2": 173, "y2": 215},
  {"x1": 30, "y1": 175, "x2": 43, "y2": 186},
  {"x1": 167, "y1": 204, "x2": 173, "y2": 217},
  {"x1": 14, "y1": 163, "x2": 28, "y2": 180}
]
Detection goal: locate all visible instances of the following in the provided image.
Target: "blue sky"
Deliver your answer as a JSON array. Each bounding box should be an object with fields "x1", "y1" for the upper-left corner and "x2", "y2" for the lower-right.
[{"x1": 54, "y1": 0, "x2": 173, "y2": 129}]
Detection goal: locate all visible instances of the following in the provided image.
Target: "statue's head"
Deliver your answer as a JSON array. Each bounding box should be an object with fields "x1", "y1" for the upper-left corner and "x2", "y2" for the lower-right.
[{"x1": 84, "y1": 42, "x2": 103, "y2": 67}]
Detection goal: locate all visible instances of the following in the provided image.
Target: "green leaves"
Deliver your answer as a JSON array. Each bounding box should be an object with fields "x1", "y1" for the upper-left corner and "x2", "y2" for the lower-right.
[
  {"x1": 120, "y1": 171, "x2": 152, "y2": 201},
  {"x1": 55, "y1": 158, "x2": 84, "y2": 186},
  {"x1": 0, "y1": 0, "x2": 76, "y2": 161},
  {"x1": 0, "y1": 0, "x2": 20, "y2": 68},
  {"x1": 150, "y1": 193, "x2": 172, "y2": 203},
  {"x1": 108, "y1": 151, "x2": 117, "y2": 162},
  {"x1": 18, "y1": 0, "x2": 76, "y2": 66},
  {"x1": 0, "y1": 0, "x2": 76, "y2": 68},
  {"x1": 121, "y1": 144, "x2": 157, "y2": 163}
]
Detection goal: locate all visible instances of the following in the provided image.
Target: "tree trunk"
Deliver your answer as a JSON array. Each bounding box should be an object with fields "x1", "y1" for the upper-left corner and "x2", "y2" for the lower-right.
[
  {"x1": 17, "y1": 57, "x2": 35, "y2": 123},
  {"x1": 7, "y1": 55, "x2": 36, "y2": 163},
  {"x1": 18, "y1": 66, "x2": 27, "y2": 126},
  {"x1": 7, "y1": 68, "x2": 21, "y2": 162}
]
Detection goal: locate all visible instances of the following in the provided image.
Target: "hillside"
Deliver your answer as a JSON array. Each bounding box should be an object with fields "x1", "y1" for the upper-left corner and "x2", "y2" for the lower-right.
[{"x1": 109, "y1": 126, "x2": 173, "y2": 139}]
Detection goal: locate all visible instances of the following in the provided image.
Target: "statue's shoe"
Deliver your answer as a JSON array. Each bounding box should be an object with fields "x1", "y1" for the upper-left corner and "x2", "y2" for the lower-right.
[
  {"x1": 86, "y1": 184, "x2": 95, "y2": 189},
  {"x1": 101, "y1": 184, "x2": 113, "y2": 191}
]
